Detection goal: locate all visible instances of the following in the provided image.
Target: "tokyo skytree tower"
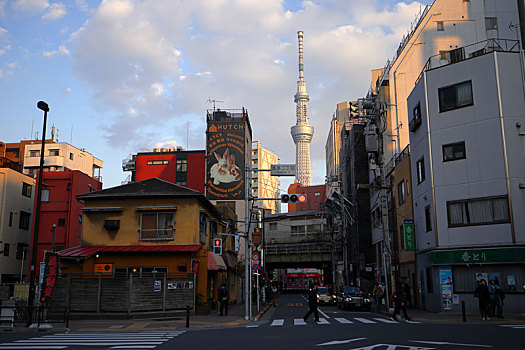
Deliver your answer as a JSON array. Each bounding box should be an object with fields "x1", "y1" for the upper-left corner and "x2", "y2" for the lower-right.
[{"x1": 291, "y1": 31, "x2": 314, "y2": 186}]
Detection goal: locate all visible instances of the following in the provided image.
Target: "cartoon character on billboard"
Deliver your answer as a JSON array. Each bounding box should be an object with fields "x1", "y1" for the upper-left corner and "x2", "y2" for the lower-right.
[{"x1": 210, "y1": 148, "x2": 242, "y2": 185}]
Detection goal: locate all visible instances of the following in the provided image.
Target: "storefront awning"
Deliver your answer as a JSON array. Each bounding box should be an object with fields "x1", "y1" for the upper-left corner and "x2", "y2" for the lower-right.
[
  {"x1": 58, "y1": 245, "x2": 202, "y2": 258},
  {"x1": 208, "y1": 252, "x2": 227, "y2": 271}
]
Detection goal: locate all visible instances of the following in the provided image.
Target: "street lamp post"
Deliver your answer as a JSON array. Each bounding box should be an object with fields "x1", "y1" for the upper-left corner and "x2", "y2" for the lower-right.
[{"x1": 26, "y1": 101, "x2": 49, "y2": 326}]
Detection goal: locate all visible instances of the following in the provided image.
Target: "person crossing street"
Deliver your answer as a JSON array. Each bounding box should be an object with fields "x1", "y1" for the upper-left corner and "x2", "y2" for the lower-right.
[{"x1": 303, "y1": 283, "x2": 320, "y2": 322}]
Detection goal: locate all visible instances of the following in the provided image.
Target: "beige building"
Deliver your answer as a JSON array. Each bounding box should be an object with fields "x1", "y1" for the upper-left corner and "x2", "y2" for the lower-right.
[
  {"x1": 0, "y1": 162, "x2": 36, "y2": 283},
  {"x1": 23, "y1": 142, "x2": 103, "y2": 181},
  {"x1": 325, "y1": 102, "x2": 351, "y2": 197},
  {"x1": 251, "y1": 141, "x2": 280, "y2": 214}
]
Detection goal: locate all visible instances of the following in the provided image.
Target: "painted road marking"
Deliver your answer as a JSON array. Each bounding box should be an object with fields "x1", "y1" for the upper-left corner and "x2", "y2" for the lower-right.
[
  {"x1": 316, "y1": 318, "x2": 330, "y2": 325},
  {"x1": 316, "y1": 338, "x2": 367, "y2": 346},
  {"x1": 374, "y1": 318, "x2": 398, "y2": 324},
  {"x1": 410, "y1": 340, "x2": 492, "y2": 348},
  {"x1": 246, "y1": 325, "x2": 259, "y2": 328},
  {"x1": 271, "y1": 319, "x2": 284, "y2": 326},
  {"x1": 317, "y1": 308, "x2": 330, "y2": 319},
  {"x1": 294, "y1": 318, "x2": 307, "y2": 326},
  {"x1": 354, "y1": 317, "x2": 376, "y2": 324},
  {"x1": 335, "y1": 317, "x2": 353, "y2": 324}
]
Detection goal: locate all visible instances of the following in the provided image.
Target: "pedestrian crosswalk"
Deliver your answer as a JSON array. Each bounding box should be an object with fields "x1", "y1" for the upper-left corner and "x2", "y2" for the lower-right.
[
  {"x1": 0, "y1": 331, "x2": 185, "y2": 350},
  {"x1": 500, "y1": 324, "x2": 525, "y2": 330},
  {"x1": 256, "y1": 316, "x2": 421, "y2": 328}
]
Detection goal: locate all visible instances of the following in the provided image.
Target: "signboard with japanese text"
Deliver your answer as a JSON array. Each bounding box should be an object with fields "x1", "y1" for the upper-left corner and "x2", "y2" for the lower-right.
[
  {"x1": 206, "y1": 121, "x2": 246, "y2": 200},
  {"x1": 270, "y1": 164, "x2": 296, "y2": 176},
  {"x1": 40, "y1": 253, "x2": 58, "y2": 303},
  {"x1": 402, "y1": 219, "x2": 415, "y2": 251},
  {"x1": 439, "y1": 267, "x2": 453, "y2": 310},
  {"x1": 154, "y1": 280, "x2": 161, "y2": 292},
  {"x1": 429, "y1": 247, "x2": 525, "y2": 265}
]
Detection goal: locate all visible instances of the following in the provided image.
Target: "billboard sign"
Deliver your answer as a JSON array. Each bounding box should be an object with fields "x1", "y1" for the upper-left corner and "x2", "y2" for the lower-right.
[
  {"x1": 206, "y1": 121, "x2": 246, "y2": 199},
  {"x1": 270, "y1": 164, "x2": 296, "y2": 176}
]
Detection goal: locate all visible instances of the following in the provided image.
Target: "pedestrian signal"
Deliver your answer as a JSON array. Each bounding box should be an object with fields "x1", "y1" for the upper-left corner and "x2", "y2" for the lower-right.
[
  {"x1": 213, "y1": 238, "x2": 222, "y2": 255},
  {"x1": 281, "y1": 193, "x2": 307, "y2": 203}
]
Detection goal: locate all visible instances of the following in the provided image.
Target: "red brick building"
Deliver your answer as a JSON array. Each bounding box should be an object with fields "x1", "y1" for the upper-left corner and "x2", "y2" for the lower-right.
[
  {"x1": 287, "y1": 183, "x2": 327, "y2": 212},
  {"x1": 30, "y1": 170, "x2": 102, "y2": 278},
  {"x1": 123, "y1": 149, "x2": 205, "y2": 194}
]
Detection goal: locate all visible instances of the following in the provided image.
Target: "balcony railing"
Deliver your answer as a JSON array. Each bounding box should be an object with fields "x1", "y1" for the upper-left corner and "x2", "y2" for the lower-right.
[
  {"x1": 140, "y1": 229, "x2": 174, "y2": 241},
  {"x1": 0, "y1": 157, "x2": 22, "y2": 173}
]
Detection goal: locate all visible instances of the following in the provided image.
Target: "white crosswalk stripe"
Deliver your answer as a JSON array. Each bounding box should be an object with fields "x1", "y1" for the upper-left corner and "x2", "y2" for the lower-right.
[
  {"x1": 500, "y1": 325, "x2": 525, "y2": 330},
  {"x1": 265, "y1": 317, "x2": 421, "y2": 327},
  {"x1": 316, "y1": 318, "x2": 330, "y2": 325},
  {"x1": 0, "y1": 331, "x2": 185, "y2": 350},
  {"x1": 335, "y1": 317, "x2": 353, "y2": 324}
]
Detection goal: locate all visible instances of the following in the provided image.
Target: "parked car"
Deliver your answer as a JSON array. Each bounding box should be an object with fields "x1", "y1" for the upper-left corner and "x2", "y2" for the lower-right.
[
  {"x1": 316, "y1": 287, "x2": 336, "y2": 305},
  {"x1": 337, "y1": 286, "x2": 372, "y2": 311}
]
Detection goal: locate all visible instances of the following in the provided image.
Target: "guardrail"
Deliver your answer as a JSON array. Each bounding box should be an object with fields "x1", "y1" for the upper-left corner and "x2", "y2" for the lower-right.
[{"x1": 0, "y1": 305, "x2": 70, "y2": 328}]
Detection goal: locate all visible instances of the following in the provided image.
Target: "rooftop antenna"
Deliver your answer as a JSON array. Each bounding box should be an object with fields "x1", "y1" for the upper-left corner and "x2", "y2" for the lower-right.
[
  {"x1": 206, "y1": 98, "x2": 224, "y2": 111},
  {"x1": 186, "y1": 121, "x2": 189, "y2": 150},
  {"x1": 30, "y1": 120, "x2": 34, "y2": 140},
  {"x1": 51, "y1": 125, "x2": 55, "y2": 141}
]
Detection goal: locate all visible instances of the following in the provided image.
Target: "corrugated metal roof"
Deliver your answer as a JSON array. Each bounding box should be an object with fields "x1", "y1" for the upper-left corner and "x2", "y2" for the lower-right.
[{"x1": 58, "y1": 244, "x2": 202, "y2": 258}]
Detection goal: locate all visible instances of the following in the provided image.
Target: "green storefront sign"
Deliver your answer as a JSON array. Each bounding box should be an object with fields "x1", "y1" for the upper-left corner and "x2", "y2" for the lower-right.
[
  {"x1": 429, "y1": 247, "x2": 525, "y2": 265},
  {"x1": 403, "y1": 219, "x2": 415, "y2": 251}
]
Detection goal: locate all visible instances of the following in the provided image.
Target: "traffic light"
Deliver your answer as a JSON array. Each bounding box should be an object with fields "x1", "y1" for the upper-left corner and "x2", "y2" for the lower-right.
[
  {"x1": 281, "y1": 193, "x2": 307, "y2": 203},
  {"x1": 213, "y1": 238, "x2": 222, "y2": 255}
]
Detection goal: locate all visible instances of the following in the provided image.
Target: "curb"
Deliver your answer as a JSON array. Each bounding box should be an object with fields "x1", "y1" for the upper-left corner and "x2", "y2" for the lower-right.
[{"x1": 254, "y1": 305, "x2": 272, "y2": 321}]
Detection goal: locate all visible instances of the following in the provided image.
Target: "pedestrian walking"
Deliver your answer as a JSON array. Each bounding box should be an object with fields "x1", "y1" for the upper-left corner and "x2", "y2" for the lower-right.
[
  {"x1": 271, "y1": 284, "x2": 278, "y2": 307},
  {"x1": 495, "y1": 282, "x2": 505, "y2": 319},
  {"x1": 391, "y1": 281, "x2": 411, "y2": 321},
  {"x1": 488, "y1": 280, "x2": 497, "y2": 317},
  {"x1": 218, "y1": 283, "x2": 229, "y2": 316},
  {"x1": 372, "y1": 283, "x2": 383, "y2": 310},
  {"x1": 303, "y1": 284, "x2": 319, "y2": 322},
  {"x1": 265, "y1": 283, "x2": 272, "y2": 304},
  {"x1": 474, "y1": 279, "x2": 490, "y2": 320}
]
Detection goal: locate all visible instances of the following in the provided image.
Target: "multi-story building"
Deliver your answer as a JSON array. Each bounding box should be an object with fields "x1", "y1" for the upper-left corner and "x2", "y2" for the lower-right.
[
  {"x1": 325, "y1": 102, "x2": 351, "y2": 197},
  {"x1": 0, "y1": 139, "x2": 54, "y2": 166},
  {"x1": 23, "y1": 142, "x2": 103, "y2": 181},
  {"x1": 122, "y1": 147, "x2": 205, "y2": 194},
  {"x1": 251, "y1": 141, "x2": 280, "y2": 214},
  {"x1": 0, "y1": 158, "x2": 35, "y2": 283},
  {"x1": 408, "y1": 42, "x2": 525, "y2": 313},
  {"x1": 30, "y1": 170, "x2": 102, "y2": 279}
]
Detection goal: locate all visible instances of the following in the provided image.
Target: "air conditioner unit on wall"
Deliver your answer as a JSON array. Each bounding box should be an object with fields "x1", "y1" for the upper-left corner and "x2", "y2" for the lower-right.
[{"x1": 365, "y1": 125, "x2": 379, "y2": 153}]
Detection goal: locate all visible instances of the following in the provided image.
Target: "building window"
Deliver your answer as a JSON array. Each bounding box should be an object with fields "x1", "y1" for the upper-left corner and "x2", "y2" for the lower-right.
[
  {"x1": 175, "y1": 181, "x2": 187, "y2": 187},
  {"x1": 48, "y1": 149, "x2": 59, "y2": 156},
  {"x1": 22, "y1": 183, "x2": 33, "y2": 198},
  {"x1": 140, "y1": 212, "x2": 175, "y2": 241},
  {"x1": 9, "y1": 212, "x2": 13, "y2": 227},
  {"x1": 436, "y1": 21, "x2": 444, "y2": 31},
  {"x1": 398, "y1": 181, "x2": 406, "y2": 205},
  {"x1": 29, "y1": 150, "x2": 40, "y2": 157},
  {"x1": 58, "y1": 218, "x2": 66, "y2": 227},
  {"x1": 291, "y1": 225, "x2": 305, "y2": 234},
  {"x1": 3, "y1": 243, "x2": 9, "y2": 257},
  {"x1": 405, "y1": 180, "x2": 410, "y2": 196},
  {"x1": 438, "y1": 80, "x2": 473, "y2": 112},
  {"x1": 199, "y1": 213, "x2": 208, "y2": 244},
  {"x1": 409, "y1": 103, "x2": 422, "y2": 132},
  {"x1": 314, "y1": 192, "x2": 321, "y2": 196},
  {"x1": 69, "y1": 152, "x2": 74, "y2": 160},
  {"x1": 485, "y1": 17, "x2": 498, "y2": 30},
  {"x1": 41, "y1": 189, "x2": 50, "y2": 202},
  {"x1": 147, "y1": 160, "x2": 169, "y2": 165},
  {"x1": 443, "y1": 141, "x2": 466, "y2": 162},
  {"x1": 269, "y1": 222, "x2": 277, "y2": 231},
  {"x1": 447, "y1": 196, "x2": 510, "y2": 227},
  {"x1": 16, "y1": 243, "x2": 28, "y2": 260},
  {"x1": 416, "y1": 157, "x2": 425, "y2": 184},
  {"x1": 19, "y1": 211, "x2": 31, "y2": 230},
  {"x1": 439, "y1": 50, "x2": 448, "y2": 60},
  {"x1": 425, "y1": 205, "x2": 432, "y2": 232},
  {"x1": 176, "y1": 159, "x2": 187, "y2": 172}
]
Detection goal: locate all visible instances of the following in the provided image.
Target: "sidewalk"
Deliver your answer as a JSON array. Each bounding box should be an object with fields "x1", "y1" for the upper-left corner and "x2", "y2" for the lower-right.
[{"x1": 372, "y1": 305, "x2": 525, "y2": 324}]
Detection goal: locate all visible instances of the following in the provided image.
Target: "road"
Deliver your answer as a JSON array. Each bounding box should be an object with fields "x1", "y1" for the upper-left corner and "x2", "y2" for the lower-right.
[{"x1": 0, "y1": 293, "x2": 522, "y2": 349}]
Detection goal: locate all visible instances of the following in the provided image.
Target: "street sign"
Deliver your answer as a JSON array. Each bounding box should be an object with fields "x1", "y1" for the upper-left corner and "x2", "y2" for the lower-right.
[
  {"x1": 403, "y1": 219, "x2": 415, "y2": 251},
  {"x1": 252, "y1": 253, "x2": 259, "y2": 262},
  {"x1": 252, "y1": 263, "x2": 259, "y2": 271},
  {"x1": 270, "y1": 164, "x2": 296, "y2": 176}
]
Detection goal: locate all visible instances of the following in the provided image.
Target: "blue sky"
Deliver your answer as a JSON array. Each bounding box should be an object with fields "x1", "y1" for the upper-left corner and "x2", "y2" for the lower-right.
[{"x1": 0, "y1": 0, "x2": 431, "y2": 190}]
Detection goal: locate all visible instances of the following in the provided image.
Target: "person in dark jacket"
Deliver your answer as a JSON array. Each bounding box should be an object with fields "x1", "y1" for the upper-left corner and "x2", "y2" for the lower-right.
[
  {"x1": 391, "y1": 281, "x2": 411, "y2": 321},
  {"x1": 218, "y1": 283, "x2": 229, "y2": 316},
  {"x1": 303, "y1": 284, "x2": 319, "y2": 322},
  {"x1": 475, "y1": 279, "x2": 490, "y2": 320}
]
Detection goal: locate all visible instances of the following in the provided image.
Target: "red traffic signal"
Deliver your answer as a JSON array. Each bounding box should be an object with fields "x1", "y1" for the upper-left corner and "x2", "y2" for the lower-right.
[
  {"x1": 297, "y1": 194, "x2": 307, "y2": 203},
  {"x1": 281, "y1": 193, "x2": 307, "y2": 203},
  {"x1": 213, "y1": 238, "x2": 222, "y2": 255}
]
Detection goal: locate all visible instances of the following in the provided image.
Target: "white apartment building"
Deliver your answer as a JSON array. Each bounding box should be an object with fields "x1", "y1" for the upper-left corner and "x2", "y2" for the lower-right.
[
  {"x1": 251, "y1": 141, "x2": 280, "y2": 214},
  {"x1": 23, "y1": 142, "x2": 103, "y2": 181},
  {"x1": 408, "y1": 45, "x2": 525, "y2": 313},
  {"x1": 0, "y1": 166, "x2": 35, "y2": 283},
  {"x1": 325, "y1": 102, "x2": 351, "y2": 197}
]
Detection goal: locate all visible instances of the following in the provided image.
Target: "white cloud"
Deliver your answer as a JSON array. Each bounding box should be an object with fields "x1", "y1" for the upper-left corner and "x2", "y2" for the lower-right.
[
  {"x1": 68, "y1": 0, "x2": 426, "y2": 180},
  {"x1": 0, "y1": 27, "x2": 8, "y2": 38},
  {"x1": 75, "y1": 0, "x2": 88, "y2": 12},
  {"x1": 42, "y1": 2, "x2": 66, "y2": 20},
  {"x1": 11, "y1": 0, "x2": 49, "y2": 14},
  {"x1": 42, "y1": 44, "x2": 69, "y2": 57},
  {"x1": 7, "y1": 61, "x2": 19, "y2": 68}
]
